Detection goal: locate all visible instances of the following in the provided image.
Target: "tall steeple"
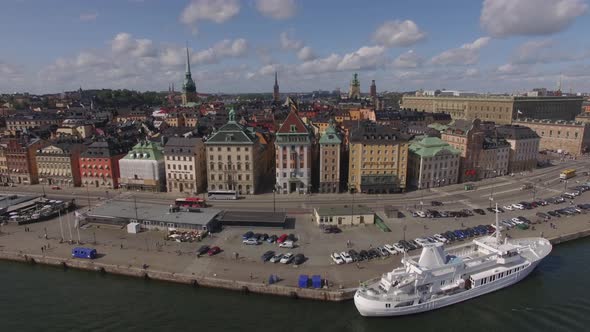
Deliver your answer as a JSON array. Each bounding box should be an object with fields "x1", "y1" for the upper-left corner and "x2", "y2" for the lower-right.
[
  {"x1": 182, "y1": 44, "x2": 197, "y2": 106},
  {"x1": 185, "y1": 45, "x2": 191, "y2": 75},
  {"x1": 273, "y1": 71, "x2": 280, "y2": 103}
]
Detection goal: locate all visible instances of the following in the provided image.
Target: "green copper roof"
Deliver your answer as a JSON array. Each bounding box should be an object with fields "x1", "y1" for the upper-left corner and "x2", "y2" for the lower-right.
[
  {"x1": 123, "y1": 141, "x2": 164, "y2": 161},
  {"x1": 409, "y1": 136, "x2": 460, "y2": 157},
  {"x1": 319, "y1": 121, "x2": 342, "y2": 144}
]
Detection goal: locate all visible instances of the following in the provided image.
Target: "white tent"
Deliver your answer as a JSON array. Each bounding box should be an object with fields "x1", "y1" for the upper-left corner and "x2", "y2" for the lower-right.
[{"x1": 127, "y1": 222, "x2": 141, "y2": 234}]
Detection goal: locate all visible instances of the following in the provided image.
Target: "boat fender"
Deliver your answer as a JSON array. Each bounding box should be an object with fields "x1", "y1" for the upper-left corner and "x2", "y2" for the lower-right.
[
  {"x1": 289, "y1": 291, "x2": 298, "y2": 299},
  {"x1": 191, "y1": 279, "x2": 199, "y2": 288},
  {"x1": 241, "y1": 286, "x2": 249, "y2": 294}
]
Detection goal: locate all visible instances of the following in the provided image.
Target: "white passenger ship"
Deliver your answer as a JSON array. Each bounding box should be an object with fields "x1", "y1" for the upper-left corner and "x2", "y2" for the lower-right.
[{"x1": 354, "y1": 207, "x2": 552, "y2": 317}]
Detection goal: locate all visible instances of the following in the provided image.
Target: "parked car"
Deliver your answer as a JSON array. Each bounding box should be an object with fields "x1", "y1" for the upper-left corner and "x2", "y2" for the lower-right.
[
  {"x1": 473, "y1": 208, "x2": 491, "y2": 216},
  {"x1": 348, "y1": 249, "x2": 360, "y2": 262},
  {"x1": 280, "y1": 252, "x2": 294, "y2": 264},
  {"x1": 368, "y1": 248, "x2": 380, "y2": 259},
  {"x1": 196, "y1": 245, "x2": 210, "y2": 256},
  {"x1": 269, "y1": 253, "x2": 283, "y2": 263},
  {"x1": 512, "y1": 203, "x2": 525, "y2": 210},
  {"x1": 261, "y1": 250, "x2": 275, "y2": 262},
  {"x1": 391, "y1": 243, "x2": 405, "y2": 253},
  {"x1": 547, "y1": 210, "x2": 560, "y2": 217},
  {"x1": 267, "y1": 235, "x2": 278, "y2": 243},
  {"x1": 242, "y1": 231, "x2": 254, "y2": 240},
  {"x1": 323, "y1": 226, "x2": 342, "y2": 234},
  {"x1": 287, "y1": 234, "x2": 297, "y2": 242},
  {"x1": 260, "y1": 234, "x2": 269, "y2": 242},
  {"x1": 331, "y1": 252, "x2": 344, "y2": 264},
  {"x1": 243, "y1": 238, "x2": 259, "y2": 245},
  {"x1": 279, "y1": 240, "x2": 294, "y2": 248},
  {"x1": 340, "y1": 251, "x2": 353, "y2": 263},
  {"x1": 207, "y1": 246, "x2": 221, "y2": 256},
  {"x1": 414, "y1": 237, "x2": 430, "y2": 247},
  {"x1": 415, "y1": 210, "x2": 426, "y2": 218},
  {"x1": 51, "y1": 185, "x2": 61, "y2": 190},
  {"x1": 431, "y1": 201, "x2": 443, "y2": 206},
  {"x1": 359, "y1": 250, "x2": 369, "y2": 260},
  {"x1": 276, "y1": 234, "x2": 288, "y2": 244},
  {"x1": 433, "y1": 234, "x2": 448, "y2": 243},
  {"x1": 503, "y1": 205, "x2": 514, "y2": 211},
  {"x1": 384, "y1": 244, "x2": 399, "y2": 255},
  {"x1": 377, "y1": 246, "x2": 390, "y2": 257},
  {"x1": 293, "y1": 253, "x2": 305, "y2": 265},
  {"x1": 536, "y1": 212, "x2": 550, "y2": 220}
]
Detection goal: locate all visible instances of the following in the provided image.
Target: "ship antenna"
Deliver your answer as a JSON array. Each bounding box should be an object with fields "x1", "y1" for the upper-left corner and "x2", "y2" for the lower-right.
[{"x1": 495, "y1": 203, "x2": 500, "y2": 244}]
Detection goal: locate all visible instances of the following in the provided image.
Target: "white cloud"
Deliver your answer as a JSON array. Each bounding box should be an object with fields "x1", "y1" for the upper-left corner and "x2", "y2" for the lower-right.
[
  {"x1": 280, "y1": 31, "x2": 303, "y2": 50},
  {"x1": 481, "y1": 0, "x2": 588, "y2": 37},
  {"x1": 256, "y1": 0, "x2": 297, "y2": 20},
  {"x1": 79, "y1": 12, "x2": 98, "y2": 22},
  {"x1": 297, "y1": 46, "x2": 316, "y2": 61},
  {"x1": 392, "y1": 50, "x2": 422, "y2": 68},
  {"x1": 511, "y1": 39, "x2": 583, "y2": 64},
  {"x1": 337, "y1": 46, "x2": 387, "y2": 71},
  {"x1": 297, "y1": 54, "x2": 341, "y2": 74},
  {"x1": 297, "y1": 45, "x2": 386, "y2": 74},
  {"x1": 111, "y1": 33, "x2": 157, "y2": 58},
  {"x1": 429, "y1": 37, "x2": 491, "y2": 65},
  {"x1": 373, "y1": 20, "x2": 426, "y2": 47},
  {"x1": 192, "y1": 38, "x2": 248, "y2": 64},
  {"x1": 180, "y1": 0, "x2": 240, "y2": 32}
]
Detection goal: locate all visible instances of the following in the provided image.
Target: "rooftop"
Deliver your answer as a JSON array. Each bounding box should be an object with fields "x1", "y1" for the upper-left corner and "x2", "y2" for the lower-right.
[
  {"x1": 315, "y1": 205, "x2": 373, "y2": 216},
  {"x1": 88, "y1": 200, "x2": 221, "y2": 226}
]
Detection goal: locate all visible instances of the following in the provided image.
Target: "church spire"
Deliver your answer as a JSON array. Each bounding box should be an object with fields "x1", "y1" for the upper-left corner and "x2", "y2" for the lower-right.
[
  {"x1": 185, "y1": 43, "x2": 191, "y2": 75},
  {"x1": 273, "y1": 71, "x2": 280, "y2": 103}
]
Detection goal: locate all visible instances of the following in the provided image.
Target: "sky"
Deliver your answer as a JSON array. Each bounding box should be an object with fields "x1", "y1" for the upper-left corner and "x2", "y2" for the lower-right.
[{"x1": 1, "y1": 0, "x2": 590, "y2": 94}]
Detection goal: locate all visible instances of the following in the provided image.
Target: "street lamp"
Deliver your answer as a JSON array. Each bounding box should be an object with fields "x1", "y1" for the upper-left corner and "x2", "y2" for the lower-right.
[
  {"x1": 403, "y1": 225, "x2": 407, "y2": 241},
  {"x1": 40, "y1": 178, "x2": 46, "y2": 197},
  {"x1": 273, "y1": 187, "x2": 276, "y2": 213}
]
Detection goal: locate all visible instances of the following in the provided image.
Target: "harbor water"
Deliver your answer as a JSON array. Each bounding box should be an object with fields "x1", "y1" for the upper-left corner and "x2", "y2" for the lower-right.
[{"x1": 1, "y1": 238, "x2": 590, "y2": 332}]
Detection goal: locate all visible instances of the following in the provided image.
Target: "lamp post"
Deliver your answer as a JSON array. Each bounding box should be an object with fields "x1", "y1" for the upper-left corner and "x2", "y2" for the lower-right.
[
  {"x1": 86, "y1": 185, "x2": 91, "y2": 211},
  {"x1": 40, "y1": 178, "x2": 46, "y2": 197},
  {"x1": 403, "y1": 225, "x2": 407, "y2": 242},
  {"x1": 273, "y1": 188, "x2": 276, "y2": 213}
]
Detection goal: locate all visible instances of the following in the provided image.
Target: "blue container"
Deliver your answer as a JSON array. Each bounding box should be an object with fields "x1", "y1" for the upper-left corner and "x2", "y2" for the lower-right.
[
  {"x1": 298, "y1": 274, "x2": 309, "y2": 288},
  {"x1": 72, "y1": 247, "x2": 97, "y2": 259},
  {"x1": 312, "y1": 275, "x2": 322, "y2": 289}
]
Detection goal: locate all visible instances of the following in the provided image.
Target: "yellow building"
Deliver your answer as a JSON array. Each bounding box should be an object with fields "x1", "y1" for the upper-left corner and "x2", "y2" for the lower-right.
[
  {"x1": 348, "y1": 122, "x2": 410, "y2": 194},
  {"x1": 401, "y1": 94, "x2": 584, "y2": 124}
]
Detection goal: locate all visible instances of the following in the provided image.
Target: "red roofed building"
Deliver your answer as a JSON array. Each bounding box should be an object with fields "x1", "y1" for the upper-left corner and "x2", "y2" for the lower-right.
[{"x1": 275, "y1": 109, "x2": 316, "y2": 194}]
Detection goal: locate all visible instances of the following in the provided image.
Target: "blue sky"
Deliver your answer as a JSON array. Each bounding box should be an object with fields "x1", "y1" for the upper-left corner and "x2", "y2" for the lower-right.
[{"x1": 1, "y1": 0, "x2": 590, "y2": 94}]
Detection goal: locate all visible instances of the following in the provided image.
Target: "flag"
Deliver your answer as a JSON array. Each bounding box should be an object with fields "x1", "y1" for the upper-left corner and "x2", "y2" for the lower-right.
[{"x1": 517, "y1": 109, "x2": 523, "y2": 115}]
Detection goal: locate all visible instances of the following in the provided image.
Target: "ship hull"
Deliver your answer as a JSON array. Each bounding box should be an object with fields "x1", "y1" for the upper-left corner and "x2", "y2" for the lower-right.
[{"x1": 355, "y1": 260, "x2": 540, "y2": 317}]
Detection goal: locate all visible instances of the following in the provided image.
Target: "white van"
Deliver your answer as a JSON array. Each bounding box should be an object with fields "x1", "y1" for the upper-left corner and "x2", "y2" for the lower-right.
[{"x1": 279, "y1": 240, "x2": 294, "y2": 248}]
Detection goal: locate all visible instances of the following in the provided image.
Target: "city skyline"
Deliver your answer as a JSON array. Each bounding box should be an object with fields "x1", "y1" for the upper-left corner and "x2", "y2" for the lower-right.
[{"x1": 1, "y1": 0, "x2": 590, "y2": 94}]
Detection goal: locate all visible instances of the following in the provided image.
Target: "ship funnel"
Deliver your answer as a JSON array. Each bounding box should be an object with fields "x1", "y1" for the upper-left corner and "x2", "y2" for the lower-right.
[{"x1": 418, "y1": 243, "x2": 446, "y2": 269}]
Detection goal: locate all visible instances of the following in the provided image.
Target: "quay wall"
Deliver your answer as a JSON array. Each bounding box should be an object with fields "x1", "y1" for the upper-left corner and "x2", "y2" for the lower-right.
[
  {"x1": 1, "y1": 227, "x2": 590, "y2": 303},
  {"x1": 0, "y1": 250, "x2": 355, "y2": 302}
]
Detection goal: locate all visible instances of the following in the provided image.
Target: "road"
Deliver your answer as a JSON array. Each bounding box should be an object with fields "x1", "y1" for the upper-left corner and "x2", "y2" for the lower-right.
[{"x1": 3, "y1": 159, "x2": 589, "y2": 215}]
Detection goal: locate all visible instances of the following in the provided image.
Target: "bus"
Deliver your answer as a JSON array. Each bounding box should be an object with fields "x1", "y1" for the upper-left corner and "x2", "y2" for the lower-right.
[
  {"x1": 175, "y1": 197, "x2": 206, "y2": 208},
  {"x1": 560, "y1": 169, "x2": 576, "y2": 180},
  {"x1": 207, "y1": 190, "x2": 238, "y2": 200}
]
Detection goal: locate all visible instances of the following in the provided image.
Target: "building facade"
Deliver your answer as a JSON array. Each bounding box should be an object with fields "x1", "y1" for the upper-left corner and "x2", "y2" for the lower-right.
[
  {"x1": 205, "y1": 109, "x2": 265, "y2": 195},
  {"x1": 79, "y1": 141, "x2": 127, "y2": 189},
  {"x1": 408, "y1": 137, "x2": 460, "y2": 189},
  {"x1": 119, "y1": 141, "x2": 166, "y2": 192},
  {"x1": 496, "y1": 125, "x2": 540, "y2": 173},
  {"x1": 318, "y1": 120, "x2": 342, "y2": 193},
  {"x1": 275, "y1": 109, "x2": 315, "y2": 194},
  {"x1": 478, "y1": 136, "x2": 510, "y2": 179},
  {"x1": 0, "y1": 143, "x2": 8, "y2": 184},
  {"x1": 402, "y1": 95, "x2": 584, "y2": 124},
  {"x1": 440, "y1": 119, "x2": 485, "y2": 182},
  {"x1": 164, "y1": 136, "x2": 207, "y2": 195},
  {"x1": 348, "y1": 122, "x2": 410, "y2": 194},
  {"x1": 5, "y1": 137, "x2": 45, "y2": 185},
  {"x1": 6, "y1": 114, "x2": 62, "y2": 132},
  {"x1": 36, "y1": 142, "x2": 85, "y2": 187},
  {"x1": 513, "y1": 119, "x2": 590, "y2": 156}
]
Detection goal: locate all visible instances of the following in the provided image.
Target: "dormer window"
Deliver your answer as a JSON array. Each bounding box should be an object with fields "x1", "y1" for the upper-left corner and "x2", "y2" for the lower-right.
[{"x1": 290, "y1": 125, "x2": 296, "y2": 132}]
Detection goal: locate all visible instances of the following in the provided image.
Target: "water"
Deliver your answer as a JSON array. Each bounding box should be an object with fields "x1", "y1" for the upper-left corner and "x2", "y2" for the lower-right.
[{"x1": 2, "y1": 239, "x2": 590, "y2": 332}]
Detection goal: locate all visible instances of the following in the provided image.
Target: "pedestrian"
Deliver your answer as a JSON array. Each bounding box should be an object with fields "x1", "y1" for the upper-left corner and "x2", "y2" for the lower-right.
[
  {"x1": 120, "y1": 243, "x2": 123, "y2": 249},
  {"x1": 41, "y1": 246, "x2": 44, "y2": 253},
  {"x1": 356, "y1": 262, "x2": 360, "y2": 269},
  {"x1": 250, "y1": 273, "x2": 253, "y2": 280}
]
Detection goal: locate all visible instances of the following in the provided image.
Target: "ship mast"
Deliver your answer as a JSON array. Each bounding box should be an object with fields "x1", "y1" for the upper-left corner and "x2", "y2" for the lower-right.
[{"x1": 495, "y1": 203, "x2": 500, "y2": 244}]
